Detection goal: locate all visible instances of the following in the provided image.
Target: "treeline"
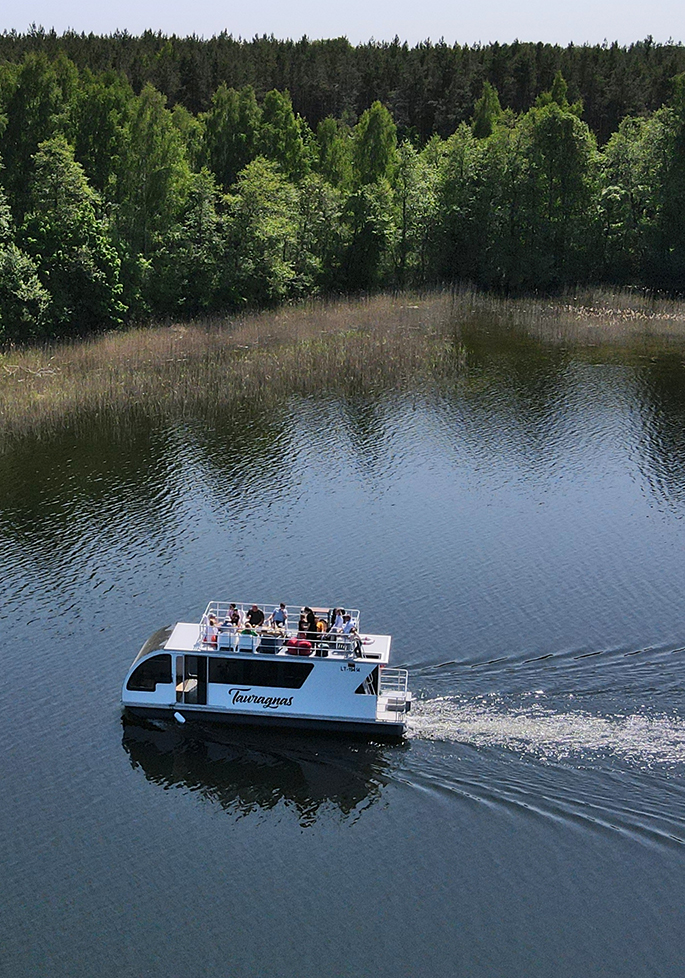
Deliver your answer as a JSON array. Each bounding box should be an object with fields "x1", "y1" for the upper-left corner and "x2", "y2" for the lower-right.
[
  {"x1": 1, "y1": 49, "x2": 685, "y2": 341},
  {"x1": 2, "y1": 30, "x2": 685, "y2": 142}
]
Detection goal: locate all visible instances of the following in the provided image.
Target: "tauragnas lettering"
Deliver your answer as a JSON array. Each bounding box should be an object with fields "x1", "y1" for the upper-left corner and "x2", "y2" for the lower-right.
[{"x1": 228, "y1": 687, "x2": 293, "y2": 709}]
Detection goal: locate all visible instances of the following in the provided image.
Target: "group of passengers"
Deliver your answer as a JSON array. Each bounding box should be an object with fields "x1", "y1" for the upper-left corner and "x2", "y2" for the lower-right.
[
  {"x1": 297, "y1": 606, "x2": 357, "y2": 641},
  {"x1": 205, "y1": 603, "x2": 357, "y2": 644}
]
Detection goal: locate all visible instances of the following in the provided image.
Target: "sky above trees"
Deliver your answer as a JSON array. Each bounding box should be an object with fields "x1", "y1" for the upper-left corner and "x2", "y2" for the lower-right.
[{"x1": 1, "y1": 0, "x2": 683, "y2": 47}]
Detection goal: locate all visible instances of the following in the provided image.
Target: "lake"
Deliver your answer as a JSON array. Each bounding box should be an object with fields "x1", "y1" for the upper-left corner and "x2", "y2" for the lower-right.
[{"x1": 2, "y1": 307, "x2": 685, "y2": 977}]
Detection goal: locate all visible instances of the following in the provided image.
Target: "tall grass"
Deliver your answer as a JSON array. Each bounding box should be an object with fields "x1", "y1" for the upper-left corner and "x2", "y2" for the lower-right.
[{"x1": 2, "y1": 288, "x2": 685, "y2": 447}]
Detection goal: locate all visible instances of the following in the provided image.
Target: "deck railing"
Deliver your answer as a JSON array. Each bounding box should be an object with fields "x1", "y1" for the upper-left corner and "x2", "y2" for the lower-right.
[
  {"x1": 204, "y1": 601, "x2": 361, "y2": 629},
  {"x1": 378, "y1": 667, "x2": 410, "y2": 721},
  {"x1": 200, "y1": 601, "x2": 363, "y2": 655},
  {"x1": 379, "y1": 667, "x2": 409, "y2": 696}
]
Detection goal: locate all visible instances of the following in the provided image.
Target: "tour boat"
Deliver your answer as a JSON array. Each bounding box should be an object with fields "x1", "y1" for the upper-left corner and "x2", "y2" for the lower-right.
[{"x1": 121, "y1": 601, "x2": 412, "y2": 739}]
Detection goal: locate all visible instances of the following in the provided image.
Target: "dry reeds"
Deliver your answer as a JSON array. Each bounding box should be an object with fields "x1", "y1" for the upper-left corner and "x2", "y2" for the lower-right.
[
  {"x1": 0, "y1": 293, "x2": 459, "y2": 446},
  {"x1": 2, "y1": 288, "x2": 685, "y2": 447}
]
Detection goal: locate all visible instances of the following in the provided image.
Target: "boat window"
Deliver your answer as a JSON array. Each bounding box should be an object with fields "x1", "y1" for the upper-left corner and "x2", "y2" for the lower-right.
[
  {"x1": 355, "y1": 666, "x2": 379, "y2": 695},
  {"x1": 208, "y1": 658, "x2": 313, "y2": 689},
  {"x1": 126, "y1": 654, "x2": 172, "y2": 692}
]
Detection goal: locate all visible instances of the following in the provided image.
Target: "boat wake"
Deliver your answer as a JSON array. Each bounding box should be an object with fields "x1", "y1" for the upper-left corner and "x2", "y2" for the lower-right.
[{"x1": 408, "y1": 696, "x2": 685, "y2": 767}]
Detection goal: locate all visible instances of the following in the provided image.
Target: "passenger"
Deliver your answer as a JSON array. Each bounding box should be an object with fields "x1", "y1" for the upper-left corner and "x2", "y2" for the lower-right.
[
  {"x1": 206, "y1": 614, "x2": 219, "y2": 644},
  {"x1": 224, "y1": 603, "x2": 242, "y2": 627},
  {"x1": 269, "y1": 603, "x2": 288, "y2": 628},
  {"x1": 342, "y1": 614, "x2": 357, "y2": 635},
  {"x1": 299, "y1": 606, "x2": 317, "y2": 641},
  {"x1": 245, "y1": 604, "x2": 265, "y2": 628},
  {"x1": 306, "y1": 607, "x2": 317, "y2": 641},
  {"x1": 332, "y1": 608, "x2": 344, "y2": 632}
]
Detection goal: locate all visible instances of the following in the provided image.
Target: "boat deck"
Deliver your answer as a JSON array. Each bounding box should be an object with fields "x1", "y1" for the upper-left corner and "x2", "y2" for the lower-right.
[{"x1": 165, "y1": 622, "x2": 392, "y2": 662}]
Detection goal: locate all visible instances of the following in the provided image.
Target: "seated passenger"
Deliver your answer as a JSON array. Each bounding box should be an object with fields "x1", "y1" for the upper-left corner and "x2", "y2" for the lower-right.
[
  {"x1": 245, "y1": 604, "x2": 265, "y2": 628},
  {"x1": 223, "y1": 603, "x2": 242, "y2": 627},
  {"x1": 269, "y1": 603, "x2": 288, "y2": 628},
  {"x1": 206, "y1": 614, "x2": 219, "y2": 643},
  {"x1": 342, "y1": 614, "x2": 357, "y2": 635}
]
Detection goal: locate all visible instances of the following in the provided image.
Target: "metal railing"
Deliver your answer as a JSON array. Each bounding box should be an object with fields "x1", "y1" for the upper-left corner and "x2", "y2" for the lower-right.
[
  {"x1": 377, "y1": 668, "x2": 411, "y2": 721},
  {"x1": 199, "y1": 600, "x2": 365, "y2": 657},
  {"x1": 379, "y1": 667, "x2": 409, "y2": 695},
  {"x1": 203, "y1": 601, "x2": 361, "y2": 631}
]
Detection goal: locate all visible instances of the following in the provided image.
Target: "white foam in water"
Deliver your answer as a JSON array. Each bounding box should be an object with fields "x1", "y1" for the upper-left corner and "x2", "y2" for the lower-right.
[{"x1": 409, "y1": 696, "x2": 685, "y2": 766}]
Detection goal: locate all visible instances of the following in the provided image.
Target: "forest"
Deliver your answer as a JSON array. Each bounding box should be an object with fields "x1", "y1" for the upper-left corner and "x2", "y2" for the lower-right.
[{"x1": 0, "y1": 32, "x2": 684, "y2": 341}]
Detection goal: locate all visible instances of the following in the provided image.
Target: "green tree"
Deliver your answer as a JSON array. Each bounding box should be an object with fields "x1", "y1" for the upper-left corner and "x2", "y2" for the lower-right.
[
  {"x1": 430, "y1": 124, "x2": 497, "y2": 286},
  {"x1": 258, "y1": 89, "x2": 309, "y2": 182},
  {"x1": 535, "y1": 70, "x2": 584, "y2": 116},
  {"x1": 471, "y1": 81, "x2": 503, "y2": 139},
  {"x1": 172, "y1": 103, "x2": 204, "y2": 172},
  {"x1": 392, "y1": 140, "x2": 439, "y2": 286},
  {"x1": 201, "y1": 84, "x2": 261, "y2": 190},
  {"x1": 0, "y1": 52, "x2": 78, "y2": 220},
  {"x1": 67, "y1": 69, "x2": 133, "y2": 197},
  {"x1": 109, "y1": 83, "x2": 193, "y2": 313},
  {"x1": 224, "y1": 157, "x2": 298, "y2": 306},
  {"x1": 20, "y1": 136, "x2": 125, "y2": 333},
  {"x1": 352, "y1": 101, "x2": 397, "y2": 186},
  {"x1": 151, "y1": 169, "x2": 224, "y2": 316},
  {"x1": 114, "y1": 84, "x2": 192, "y2": 260},
  {"x1": 314, "y1": 116, "x2": 352, "y2": 188},
  {"x1": 602, "y1": 115, "x2": 654, "y2": 280},
  {"x1": 293, "y1": 172, "x2": 344, "y2": 294},
  {"x1": 342, "y1": 180, "x2": 396, "y2": 290},
  {"x1": 511, "y1": 98, "x2": 602, "y2": 286},
  {"x1": 648, "y1": 75, "x2": 685, "y2": 285},
  {"x1": 0, "y1": 182, "x2": 50, "y2": 342}
]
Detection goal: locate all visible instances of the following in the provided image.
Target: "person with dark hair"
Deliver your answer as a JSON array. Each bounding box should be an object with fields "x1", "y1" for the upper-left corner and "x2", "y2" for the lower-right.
[
  {"x1": 224, "y1": 603, "x2": 242, "y2": 627},
  {"x1": 298, "y1": 606, "x2": 317, "y2": 641},
  {"x1": 245, "y1": 604, "x2": 265, "y2": 628},
  {"x1": 269, "y1": 602, "x2": 288, "y2": 628}
]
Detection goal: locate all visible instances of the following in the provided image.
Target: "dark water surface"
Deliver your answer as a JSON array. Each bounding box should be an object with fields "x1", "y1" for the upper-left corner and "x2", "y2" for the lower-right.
[{"x1": 2, "y1": 324, "x2": 685, "y2": 977}]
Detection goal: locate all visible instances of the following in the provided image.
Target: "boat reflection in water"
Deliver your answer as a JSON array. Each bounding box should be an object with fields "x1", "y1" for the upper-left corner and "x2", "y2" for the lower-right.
[{"x1": 121, "y1": 714, "x2": 404, "y2": 826}]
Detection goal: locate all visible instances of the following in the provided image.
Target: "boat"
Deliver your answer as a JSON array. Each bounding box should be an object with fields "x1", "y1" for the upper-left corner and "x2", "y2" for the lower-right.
[{"x1": 121, "y1": 601, "x2": 412, "y2": 739}]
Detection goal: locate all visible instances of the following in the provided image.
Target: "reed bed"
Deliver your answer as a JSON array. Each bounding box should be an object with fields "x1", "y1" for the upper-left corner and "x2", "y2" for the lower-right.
[
  {"x1": 2, "y1": 288, "x2": 685, "y2": 447},
  {"x1": 460, "y1": 287, "x2": 685, "y2": 346},
  {"x1": 0, "y1": 293, "x2": 459, "y2": 446}
]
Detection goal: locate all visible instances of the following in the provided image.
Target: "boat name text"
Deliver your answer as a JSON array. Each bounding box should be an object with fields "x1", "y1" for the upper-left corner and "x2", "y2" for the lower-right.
[{"x1": 228, "y1": 687, "x2": 293, "y2": 709}]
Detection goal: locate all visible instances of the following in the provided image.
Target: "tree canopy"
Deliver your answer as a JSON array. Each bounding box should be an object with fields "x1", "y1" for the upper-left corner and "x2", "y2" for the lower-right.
[{"x1": 0, "y1": 41, "x2": 684, "y2": 342}]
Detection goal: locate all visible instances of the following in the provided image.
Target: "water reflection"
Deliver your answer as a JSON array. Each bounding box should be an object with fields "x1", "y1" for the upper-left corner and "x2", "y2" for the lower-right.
[
  {"x1": 635, "y1": 353, "x2": 685, "y2": 509},
  {"x1": 5, "y1": 318, "x2": 685, "y2": 558},
  {"x1": 121, "y1": 715, "x2": 401, "y2": 826}
]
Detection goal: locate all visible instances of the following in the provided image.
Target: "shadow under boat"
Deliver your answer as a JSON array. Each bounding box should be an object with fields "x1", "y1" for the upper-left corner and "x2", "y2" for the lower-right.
[{"x1": 121, "y1": 711, "x2": 407, "y2": 824}]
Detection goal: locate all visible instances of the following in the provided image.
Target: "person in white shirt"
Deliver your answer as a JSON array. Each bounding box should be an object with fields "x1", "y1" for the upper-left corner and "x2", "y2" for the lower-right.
[{"x1": 342, "y1": 614, "x2": 356, "y2": 634}]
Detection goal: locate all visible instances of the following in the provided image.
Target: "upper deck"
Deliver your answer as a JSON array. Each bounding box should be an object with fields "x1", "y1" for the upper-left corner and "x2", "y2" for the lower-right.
[{"x1": 164, "y1": 600, "x2": 391, "y2": 663}]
